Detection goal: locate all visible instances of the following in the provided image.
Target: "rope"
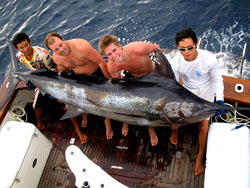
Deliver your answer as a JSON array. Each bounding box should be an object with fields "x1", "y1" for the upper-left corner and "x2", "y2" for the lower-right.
[
  {"x1": 10, "y1": 106, "x2": 27, "y2": 122},
  {"x1": 214, "y1": 103, "x2": 250, "y2": 129}
]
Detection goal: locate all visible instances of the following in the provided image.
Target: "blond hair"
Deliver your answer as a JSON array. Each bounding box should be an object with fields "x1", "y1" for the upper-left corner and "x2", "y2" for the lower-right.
[
  {"x1": 44, "y1": 32, "x2": 63, "y2": 50},
  {"x1": 98, "y1": 35, "x2": 120, "y2": 55}
]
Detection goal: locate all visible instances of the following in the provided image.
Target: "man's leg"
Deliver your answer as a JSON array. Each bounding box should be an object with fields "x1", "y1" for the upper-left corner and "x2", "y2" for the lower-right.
[
  {"x1": 170, "y1": 125, "x2": 179, "y2": 145},
  {"x1": 148, "y1": 127, "x2": 158, "y2": 146},
  {"x1": 195, "y1": 119, "x2": 209, "y2": 175},
  {"x1": 34, "y1": 107, "x2": 45, "y2": 130},
  {"x1": 81, "y1": 113, "x2": 88, "y2": 128},
  {"x1": 121, "y1": 123, "x2": 129, "y2": 136},
  {"x1": 70, "y1": 117, "x2": 87, "y2": 144},
  {"x1": 33, "y1": 89, "x2": 46, "y2": 130},
  {"x1": 104, "y1": 118, "x2": 113, "y2": 139}
]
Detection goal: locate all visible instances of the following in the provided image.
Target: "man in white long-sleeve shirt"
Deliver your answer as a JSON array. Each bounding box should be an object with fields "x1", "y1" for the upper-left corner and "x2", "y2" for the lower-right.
[{"x1": 170, "y1": 27, "x2": 225, "y2": 175}]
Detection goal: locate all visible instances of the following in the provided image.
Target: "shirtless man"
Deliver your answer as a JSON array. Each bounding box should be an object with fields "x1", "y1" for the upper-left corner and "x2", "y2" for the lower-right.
[
  {"x1": 44, "y1": 32, "x2": 110, "y2": 77},
  {"x1": 44, "y1": 32, "x2": 111, "y2": 143},
  {"x1": 98, "y1": 35, "x2": 161, "y2": 146}
]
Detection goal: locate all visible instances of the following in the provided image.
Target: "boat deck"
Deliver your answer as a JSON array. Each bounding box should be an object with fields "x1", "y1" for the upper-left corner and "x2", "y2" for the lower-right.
[
  {"x1": 37, "y1": 114, "x2": 204, "y2": 188},
  {"x1": 2, "y1": 74, "x2": 250, "y2": 188}
]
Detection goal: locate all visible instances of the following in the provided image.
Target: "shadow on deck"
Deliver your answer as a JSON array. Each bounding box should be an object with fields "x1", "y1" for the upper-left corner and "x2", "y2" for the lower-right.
[{"x1": 38, "y1": 114, "x2": 204, "y2": 188}]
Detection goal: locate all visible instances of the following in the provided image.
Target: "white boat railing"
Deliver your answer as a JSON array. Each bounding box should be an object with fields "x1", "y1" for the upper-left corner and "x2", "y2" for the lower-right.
[
  {"x1": 239, "y1": 43, "x2": 247, "y2": 79},
  {"x1": 197, "y1": 38, "x2": 203, "y2": 49}
]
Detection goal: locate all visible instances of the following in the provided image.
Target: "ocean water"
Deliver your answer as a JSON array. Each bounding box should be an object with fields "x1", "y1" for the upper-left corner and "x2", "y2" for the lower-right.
[{"x1": 0, "y1": 0, "x2": 250, "y2": 85}]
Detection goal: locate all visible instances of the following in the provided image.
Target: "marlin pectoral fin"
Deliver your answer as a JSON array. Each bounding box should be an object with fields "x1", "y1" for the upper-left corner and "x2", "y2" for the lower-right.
[
  {"x1": 150, "y1": 49, "x2": 177, "y2": 81},
  {"x1": 60, "y1": 104, "x2": 84, "y2": 120}
]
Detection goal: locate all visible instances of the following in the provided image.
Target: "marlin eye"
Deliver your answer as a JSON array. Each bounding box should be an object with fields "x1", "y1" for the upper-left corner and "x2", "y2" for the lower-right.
[{"x1": 196, "y1": 105, "x2": 202, "y2": 110}]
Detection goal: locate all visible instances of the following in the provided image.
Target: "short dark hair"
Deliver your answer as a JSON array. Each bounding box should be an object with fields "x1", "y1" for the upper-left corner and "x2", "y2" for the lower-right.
[
  {"x1": 175, "y1": 27, "x2": 197, "y2": 45},
  {"x1": 12, "y1": 32, "x2": 31, "y2": 48}
]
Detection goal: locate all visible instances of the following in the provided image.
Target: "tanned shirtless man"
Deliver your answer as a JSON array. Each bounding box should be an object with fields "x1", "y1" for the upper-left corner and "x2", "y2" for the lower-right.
[
  {"x1": 45, "y1": 32, "x2": 111, "y2": 144},
  {"x1": 98, "y1": 35, "x2": 161, "y2": 146}
]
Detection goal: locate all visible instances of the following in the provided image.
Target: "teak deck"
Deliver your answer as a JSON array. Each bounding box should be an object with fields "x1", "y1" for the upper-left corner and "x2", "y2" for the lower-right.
[{"x1": 37, "y1": 115, "x2": 204, "y2": 188}]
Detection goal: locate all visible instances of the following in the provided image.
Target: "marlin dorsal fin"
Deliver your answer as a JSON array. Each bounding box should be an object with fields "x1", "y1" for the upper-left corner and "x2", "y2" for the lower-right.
[{"x1": 150, "y1": 49, "x2": 176, "y2": 80}]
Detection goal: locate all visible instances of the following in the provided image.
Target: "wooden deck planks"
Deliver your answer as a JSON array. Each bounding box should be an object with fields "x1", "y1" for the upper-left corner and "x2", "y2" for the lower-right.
[{"x1": 38, "y1": 116, "x2": 204, "y2": 188}]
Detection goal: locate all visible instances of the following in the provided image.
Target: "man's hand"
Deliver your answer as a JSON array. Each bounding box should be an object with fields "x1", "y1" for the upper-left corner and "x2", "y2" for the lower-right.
[{"x1": 215, "y1": 100, "x2": 227, "y2": 117}]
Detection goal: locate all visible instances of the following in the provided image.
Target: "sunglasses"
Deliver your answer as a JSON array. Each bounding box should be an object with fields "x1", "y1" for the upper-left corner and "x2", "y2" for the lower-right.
[{"x1": 178, "y1": 45, "x2": 196, "y2": 51}]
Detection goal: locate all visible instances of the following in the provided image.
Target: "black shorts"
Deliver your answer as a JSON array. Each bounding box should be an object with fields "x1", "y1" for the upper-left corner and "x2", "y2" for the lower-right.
[
  {"x1": 123, "y1": 71, "x2": 134, "y2": 78},
  {"x1": 33, "y1": 89, "x2": 50, "y2": 109},
  {"x1": 93, "y1": 67, "x2": 104, "y2": 77}
]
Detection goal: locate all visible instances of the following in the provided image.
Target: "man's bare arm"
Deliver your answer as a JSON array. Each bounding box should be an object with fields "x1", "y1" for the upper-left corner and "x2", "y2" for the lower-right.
[
  {"x1": 129, "y1": 42, "x2": 161, "y2": 55},
  {"x1": 98, "y1": 61, "x2": 111, "y2": 78},
  {"x1": 141, "y1": 42, "x2": 161, "y2": 54},
  {"x1": 83, "y1": 41, "x2": 111, "y2": 78}
]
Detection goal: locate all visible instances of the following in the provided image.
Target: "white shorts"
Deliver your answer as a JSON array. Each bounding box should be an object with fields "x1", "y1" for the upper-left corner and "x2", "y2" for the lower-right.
[
  {"x1": 184, "y1": 83, "x2": 215, "y2": 120},
  {"x1": 184, "y1": 82, "x2": 215, "y2": 102}
]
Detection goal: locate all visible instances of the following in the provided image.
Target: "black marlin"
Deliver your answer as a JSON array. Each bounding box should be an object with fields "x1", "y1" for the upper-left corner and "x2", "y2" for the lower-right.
[{"x1": 1, "y1": 35, "x2": 249, "y2": 127}]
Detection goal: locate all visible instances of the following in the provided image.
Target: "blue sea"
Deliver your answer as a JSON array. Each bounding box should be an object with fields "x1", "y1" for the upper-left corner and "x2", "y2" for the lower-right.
[{"x1": 0, "y1": 0, "x2": 250, "y2": 85}]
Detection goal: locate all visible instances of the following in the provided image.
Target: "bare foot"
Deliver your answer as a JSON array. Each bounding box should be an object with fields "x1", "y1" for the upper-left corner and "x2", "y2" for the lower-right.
[
  {"x1": 104, "y1": 118, "x2": 113, "y2": 139},
  {"x1": 194, "y1": 155, "x2": 205, "y2": 175},
  {"x1": 37, "y1": 123, "x2": 46, "y2": 130},
  {"x1": 81, "y1": 113, "x2": 88, "y2": 128},
  {"x1": 70, "y1": 117, "x2": 87, "y2": 144},
  {"x1": 170, "y1": 126, "x2": 179, "y2": 145},
  {"x1": 77, "y1": 131, "x2": 88, "y2": 144},
  {"x1": 148, "y1": 127, "x2": 158, "y2": 146},
  {"x1": 121, "y1": 123, "x2": 129, "y2": 136}
]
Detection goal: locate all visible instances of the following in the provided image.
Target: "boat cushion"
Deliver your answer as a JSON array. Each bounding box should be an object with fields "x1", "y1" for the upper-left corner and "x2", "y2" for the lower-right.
[{"x1": 205, "y1": 122, "x2": 250, "y2": 188}]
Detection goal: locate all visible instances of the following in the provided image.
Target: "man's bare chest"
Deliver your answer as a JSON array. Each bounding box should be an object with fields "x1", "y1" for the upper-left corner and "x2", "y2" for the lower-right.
[{"x1": 62, "y1": 56, "x2": 88, "y2": 68}]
